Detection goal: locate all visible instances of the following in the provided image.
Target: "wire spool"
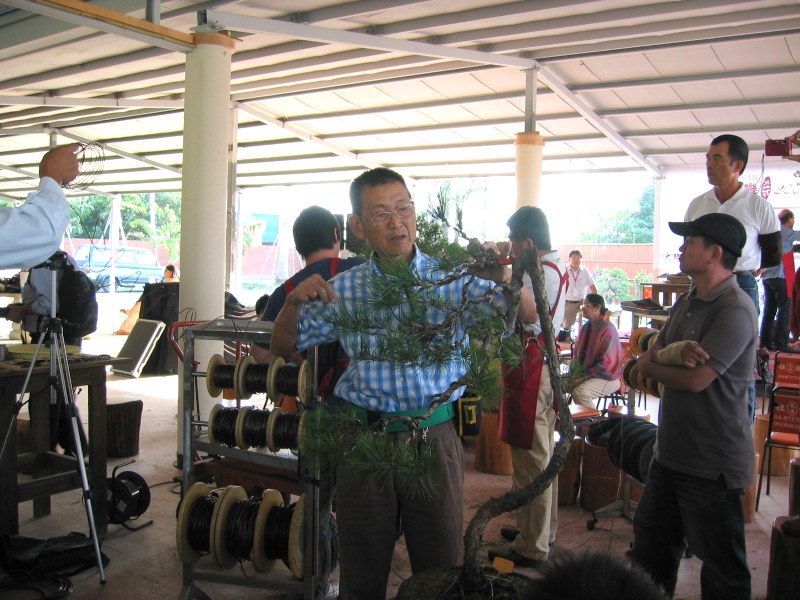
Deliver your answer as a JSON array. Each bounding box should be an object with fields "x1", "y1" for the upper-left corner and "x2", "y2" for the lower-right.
[
  {"x1": 266, "y1": 407, "x2": 300, "y2": 452},
  {"x1": 238, "y1": 359, "x2": 272, "y2": 399},
  {"x1": 657, "y1": 381, "x2": 664, "y2": 398},
  {"x1": 106, "y1": 470, "x2": 150, "y2": 524},
  {"x1": 639, "y1": 329, "x2": 659, "y2": 353},
  {"x1": 208, "y1": 404, "x2": 239, "y2": 447},
  {"x1": 629, "y1": 328, "x2": 649, "y2": 356},
  {"x1": 234, "y1": 406, "x2": 271, "y2": 450},
  {"x1": 622, "y1": 359, "x2": 637, "y2": 390},
  {"x1": 211, "y1": 486, "x2": 248, "y2": 569},
  {"x1": 176, "y1": 482, "x2": 215, "y2": 565},
  {"x1": 267, "y1": 357, "x2": 313, "y2": 405},
  {"x1": 627, "y1": 362, "x2": 640, "y2": 391},
  {"x1": 286, "y1": 495, "x2": 305, "y2": 579},
  {"x1": 646, "y1": 377, "x2": 660, "y2": 398},
  {"x1": 251, "y1": 489, "x2": 283, "y2": 573},
  {"x1": 234, "y1": 355, "x2": 256, "y2": 400},
  {"x1": 206, "y1": 354, "x2": 234, "y2": 398}
]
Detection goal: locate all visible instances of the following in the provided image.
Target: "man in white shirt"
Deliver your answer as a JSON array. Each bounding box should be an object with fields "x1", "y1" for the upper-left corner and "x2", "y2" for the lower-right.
[
  {"x1": 562, "y1": 250, "x2": 597, "y2": 335},
  {"x1": 684, "y1": 134, "x2": 781, "y2": 421},
  {"x1": 0, "y1": 144, "x2": 80, "y2": 270}
]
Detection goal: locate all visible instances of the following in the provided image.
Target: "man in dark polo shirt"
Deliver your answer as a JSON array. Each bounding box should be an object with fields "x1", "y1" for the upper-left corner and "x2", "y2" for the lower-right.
[
  {"x1": 250, "y1": 205, "x2": 365, "y2": 371},
  {"x1": 632, "y1": 213, "x2": 756, "y2": 600}
]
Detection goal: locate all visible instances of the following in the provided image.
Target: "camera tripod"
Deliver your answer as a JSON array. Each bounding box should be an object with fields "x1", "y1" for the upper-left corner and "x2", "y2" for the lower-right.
[{"x1": 0, "y1": 252, "x2": 106, "y2": 583}]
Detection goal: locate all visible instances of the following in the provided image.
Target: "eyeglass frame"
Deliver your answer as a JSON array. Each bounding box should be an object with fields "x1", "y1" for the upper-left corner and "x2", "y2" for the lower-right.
[{"x1": 360, "y1": 201, "x2": 416, "y2": 225}]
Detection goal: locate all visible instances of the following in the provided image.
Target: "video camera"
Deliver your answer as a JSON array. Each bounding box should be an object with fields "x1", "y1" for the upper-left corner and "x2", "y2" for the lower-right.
[{"x1": 765, "y1": 138, "x2": 796, "y2": 157}]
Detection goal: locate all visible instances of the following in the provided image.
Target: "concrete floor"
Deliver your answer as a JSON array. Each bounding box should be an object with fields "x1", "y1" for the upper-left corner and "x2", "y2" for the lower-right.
[{"x1": 5, "y1": 332, "x2": 794, "y2": 600}]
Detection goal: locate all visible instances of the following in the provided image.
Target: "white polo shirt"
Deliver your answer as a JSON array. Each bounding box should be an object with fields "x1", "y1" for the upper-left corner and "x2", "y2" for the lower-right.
[
  {"x1": 684, "y1": 184, "x2": 779, "y2": 273},
  {"x1": 565, "y1": 266, "x2": 595, "y2": 302}
]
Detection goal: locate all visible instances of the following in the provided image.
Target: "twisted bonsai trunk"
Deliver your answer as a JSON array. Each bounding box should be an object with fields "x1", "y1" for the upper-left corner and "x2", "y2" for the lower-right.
[{"x1": 460, "y1": 246, "x2": 575, "y2": 593}]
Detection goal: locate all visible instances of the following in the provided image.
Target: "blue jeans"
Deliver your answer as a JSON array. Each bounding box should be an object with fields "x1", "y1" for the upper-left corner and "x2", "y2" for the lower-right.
[
  {"x1": 632, "y1": 461, "x2": 751, "y2": 600},
  {"x1": 735, "y1": 272, "x2": 758, "y2": 422},
  {"x1": 761, "y1": 277, "x2": 790, "y2": 349}
]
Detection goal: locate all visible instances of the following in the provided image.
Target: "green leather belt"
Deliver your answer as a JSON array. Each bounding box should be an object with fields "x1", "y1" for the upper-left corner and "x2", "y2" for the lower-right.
[{"x1": 350, "y1": 401, "x2": 455, "y2": 433}]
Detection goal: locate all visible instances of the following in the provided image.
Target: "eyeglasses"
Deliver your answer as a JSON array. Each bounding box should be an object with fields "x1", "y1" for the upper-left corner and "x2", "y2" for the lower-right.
[{"x1": 362, "y1": 202, "x2": 415, "y2": 225}]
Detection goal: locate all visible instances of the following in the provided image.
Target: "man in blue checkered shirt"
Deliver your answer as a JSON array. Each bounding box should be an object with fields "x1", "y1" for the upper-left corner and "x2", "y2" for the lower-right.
[{"x1": 272, "y1": 167, "x2": 534, "y2": 599}]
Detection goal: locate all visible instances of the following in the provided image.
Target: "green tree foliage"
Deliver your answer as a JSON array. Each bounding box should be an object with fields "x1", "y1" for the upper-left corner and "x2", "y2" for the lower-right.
[
  {"x1": 633, "y1": 269, "x2": 653, "y2": 299},
  {"x1": 578, "y1": 184, "x2": 655, "y2": 243},
  {"x1": 68, "y1": 193, "x2": 182, "y2": 260},
  {"x1": 594, "y1": 267, "x2": 633, "y2": 303}
]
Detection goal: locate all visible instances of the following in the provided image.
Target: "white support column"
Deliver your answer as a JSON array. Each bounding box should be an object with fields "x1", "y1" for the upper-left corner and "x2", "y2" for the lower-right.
[
  {"x1": 516, "y1": 68, "x2": 544, "y2": 208},
  {"x1": 515, "y1": 132, "x2": 545, "y2": 209},
  {"x1": 179, "y1": 32, "x2": 237, "y2": 434}
]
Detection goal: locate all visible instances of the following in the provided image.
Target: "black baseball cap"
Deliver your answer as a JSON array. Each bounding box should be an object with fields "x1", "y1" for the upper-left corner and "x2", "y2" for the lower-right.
[{"x1": 668, "y1": 213, "x2": 745, "y2": 257}]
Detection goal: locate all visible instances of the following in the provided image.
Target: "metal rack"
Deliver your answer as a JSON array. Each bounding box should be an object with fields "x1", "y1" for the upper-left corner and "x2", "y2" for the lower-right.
[{"x1": 178, "y1": 319, "x2": 320, "y2": 600}]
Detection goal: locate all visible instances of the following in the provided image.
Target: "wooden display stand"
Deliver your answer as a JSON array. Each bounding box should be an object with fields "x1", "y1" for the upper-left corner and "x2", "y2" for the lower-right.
[
  {"x1": 473, "y1": 412, "x2": 512, "y2": 475},
  {"x1": 107, "y1": 398, "x2": 143, "y2": 458}
]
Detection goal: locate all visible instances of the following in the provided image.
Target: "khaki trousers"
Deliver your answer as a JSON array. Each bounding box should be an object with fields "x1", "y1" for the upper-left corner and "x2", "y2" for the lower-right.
[
  {"x1": 571, "y1": 377, "x2": 621, "y2": 409},
  {"x1": 509, "y1": 367, "x2": 558, "y2": 560}
]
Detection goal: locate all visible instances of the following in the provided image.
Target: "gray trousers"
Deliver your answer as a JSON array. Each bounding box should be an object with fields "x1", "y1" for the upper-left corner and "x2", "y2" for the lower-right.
[{"x1": 335, "y1": 419, "x2": 464, "y2": 600}]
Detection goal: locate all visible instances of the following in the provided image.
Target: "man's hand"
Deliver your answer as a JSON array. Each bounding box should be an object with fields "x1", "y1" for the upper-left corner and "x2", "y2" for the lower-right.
[
  {"x1": 783, "y1": 130, "x2": 800, "y2": 163},
  {"x1": 39, "y1": 144, "x2": 81, "y2": 186},
  {"x1": 285, "y1": 274, "x2": 337, "y2": 307},
  {"x1": 639, "y1": 341, "x2": 718, "y2": 393},
  {"x1": 6, "y1": 303, "x2": 34, "y2": 322},
  {"x1": 655, "y1": 340, "x2": 710, "y2": 368},
  {"x1": 476, "y1": 241, "x2": 512, "y2": 284}
]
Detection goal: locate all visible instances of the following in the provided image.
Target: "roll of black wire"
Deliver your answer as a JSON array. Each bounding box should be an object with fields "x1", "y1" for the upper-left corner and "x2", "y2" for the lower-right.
[
  {"x1": 206, "y1": 354, "x2": 236, "y2": 398},
  {"x1": 224, "y1": 496, "x2": 261, "y2": 562},
  {"x1": 273, "y1": 363, "x2": 302, "y2": 397},
  {"x1": 240, "y1": 407, "x2": 271, "y2": 448},
  {"x1": 107, "y1": 470, "x2": 151, "y2": 524},
  {"x1": 588, "y1": 416, "x2": 657, "y2": 484},
  {"x1": 187, "y1": 493, "x2": 217, "y2": 555},
  {"x1": 272, "y1": 411, "x2": 300, "y2": 450},
  {"x1": 210, "y1": 405, "x2": 239, "y2": 447},
  {"x1": 262, "y1": 503, "x2": 294, "y2": 561},
  {"x1": 241, "y1": 362, "x2": 271, "y2": 396}
]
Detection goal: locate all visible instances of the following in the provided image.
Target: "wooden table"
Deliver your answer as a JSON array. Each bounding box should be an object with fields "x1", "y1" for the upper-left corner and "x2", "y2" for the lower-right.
[
  {"x1": 646, "y1": 282, "x2": 690, "y2": 309},
  {"x1": 0, "y1": 355, "x2": 123, "y2": 538},
  {"x1": 623, "y1": 307, "x2": 670, "y2": 331}
]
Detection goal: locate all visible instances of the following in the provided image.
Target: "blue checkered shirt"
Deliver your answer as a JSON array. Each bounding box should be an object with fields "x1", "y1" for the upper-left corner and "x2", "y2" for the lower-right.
[{"x1": 296, "y1": 247, "x2": 504, "y2": 412}]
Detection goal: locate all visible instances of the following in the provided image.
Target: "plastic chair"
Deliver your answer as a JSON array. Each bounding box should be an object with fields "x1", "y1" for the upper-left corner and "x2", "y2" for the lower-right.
[{"x1": 756, "y1": 386, "x2": 800, "y2": 510}]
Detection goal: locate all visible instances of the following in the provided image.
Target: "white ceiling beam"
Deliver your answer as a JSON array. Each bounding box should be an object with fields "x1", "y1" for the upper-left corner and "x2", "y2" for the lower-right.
[
  {"x1": 0, "y1": 95, "x2": 183, "y2": 109},
  {"x1": 201, "y1": 10, "x2": 534, "y2": 69},
  {"x1": 2, "y1": 0, "x2": 194, "y2": 52},
  {"x1": 57, "y1": 131, "x2": 182, "y2": 174},
  {"x1": 236, "y1": 102, "x2": 382, "y2": 170},
  {"x1": 203, "y1": 10, "x2": 661, "y2": 175}
]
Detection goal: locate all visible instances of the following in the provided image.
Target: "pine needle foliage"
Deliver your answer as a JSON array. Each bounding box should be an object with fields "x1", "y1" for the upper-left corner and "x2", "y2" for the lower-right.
[{"x1": 303, "y1": 181, "x2": 525, "y2": 503}]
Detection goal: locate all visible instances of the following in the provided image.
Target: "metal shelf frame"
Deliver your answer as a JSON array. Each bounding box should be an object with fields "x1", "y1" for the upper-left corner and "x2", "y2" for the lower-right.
[{"x1": 178, "y1": 319, "x2": 320, "y2": 600}]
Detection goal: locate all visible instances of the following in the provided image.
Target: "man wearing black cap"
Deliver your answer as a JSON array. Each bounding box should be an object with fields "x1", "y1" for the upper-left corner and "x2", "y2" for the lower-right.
[{"x1": 631, "y1": 213, "x2": 756, "y2": 600}]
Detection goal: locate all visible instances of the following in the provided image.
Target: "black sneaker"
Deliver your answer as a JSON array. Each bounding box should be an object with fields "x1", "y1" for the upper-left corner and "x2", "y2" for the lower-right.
[{"x1": 500, "y1": 527, "x2": 520, "y2": 542}]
